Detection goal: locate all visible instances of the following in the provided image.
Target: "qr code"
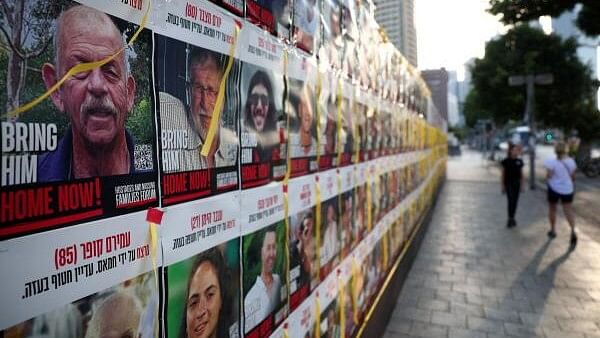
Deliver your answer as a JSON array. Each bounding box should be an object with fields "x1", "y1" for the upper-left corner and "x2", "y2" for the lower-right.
[{"x1": 134, "y1": 144, "x2": 154, "y2": 171}]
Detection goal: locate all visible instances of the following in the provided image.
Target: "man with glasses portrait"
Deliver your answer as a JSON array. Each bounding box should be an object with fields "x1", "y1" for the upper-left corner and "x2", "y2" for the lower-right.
[{"x1": 160, "y1": 47, "x2": 238, "y2": 171}]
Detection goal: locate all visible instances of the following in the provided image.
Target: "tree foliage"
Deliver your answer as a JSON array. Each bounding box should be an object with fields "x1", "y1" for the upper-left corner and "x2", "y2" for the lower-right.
[
  {"x1": 488, "y1": 0, "x2": 600, "y2": 37},
  {"x1": 466, "y1": 25, "x2": 600, "y2": 141}
]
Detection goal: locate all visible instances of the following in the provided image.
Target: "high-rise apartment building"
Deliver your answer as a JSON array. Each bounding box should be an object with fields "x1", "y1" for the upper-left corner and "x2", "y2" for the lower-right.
[
  {"x1": 421, "y1": 68, "x2": 448, "y2": 122},
  {"x1": 374, "y1": 0, "x2": 418, "y2": 67}
]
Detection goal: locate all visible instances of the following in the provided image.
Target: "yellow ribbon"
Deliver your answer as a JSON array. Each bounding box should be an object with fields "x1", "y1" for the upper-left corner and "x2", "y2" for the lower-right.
[
  {"x1": 149, "y1": 222, "x2": 159, "y2": 338},
  {"x1": 7, "y1": 1, "x2": 152, "y2": 118},
  {"x1": 314, "y1": 296, "x2": 321, "y2": 338},
  {"x1": 315, "y1": 178, "x2": 321, "y2": 281},
  {"x1": 366, "y1": 177, "x2": 372, "y2": 232},
  {"x1": 351, "y1": 259, "x2": 359, "y2": 325},
  {"x1": 336, "y1": 79, "x2": 343, "y2": 165},
  {"x1": 339, "y1": 276, "x2": 346, "y2": 338},
  {"x1": 316, "y1": 70, "x2": 322, "y2": 167},
  {"x1": 382, "y1": 232, "x2": 389, "y2": 268},
  {"x1": 282, "y1": 48, "x2": 292, "y2": 311},
  {"x1": 200, "y1": 24, "x2": 240, "y2": 156}
]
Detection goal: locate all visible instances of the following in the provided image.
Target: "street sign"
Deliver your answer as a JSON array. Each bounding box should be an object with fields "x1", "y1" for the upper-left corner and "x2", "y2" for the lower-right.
[
  {"x1": 508, "y1": 75, "x2": 525, "y2": 86},
  {"x1": 535, "y1": 73, "x2": 554, "y2": 85}
]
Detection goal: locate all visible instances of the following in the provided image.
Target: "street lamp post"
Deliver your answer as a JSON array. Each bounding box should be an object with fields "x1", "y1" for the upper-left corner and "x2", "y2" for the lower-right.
[{"x1": 508, "y1": 73, "x2": 554, "y2": 190}]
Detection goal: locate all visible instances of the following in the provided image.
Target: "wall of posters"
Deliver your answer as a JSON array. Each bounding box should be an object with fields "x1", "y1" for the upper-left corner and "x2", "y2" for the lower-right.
[
  {"x1": 1, "y1": 0, "x2": 448, "y2": 337},
  {"x1": 238, "y1": 26, "x2": 287, "y2": 188},
  {"x1": 0, "y1": 0, "x2": 158, "y2": 238}
]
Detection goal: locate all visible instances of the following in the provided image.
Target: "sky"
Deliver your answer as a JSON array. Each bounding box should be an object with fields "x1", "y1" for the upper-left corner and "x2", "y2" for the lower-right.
[{"x1": 415, "y1": 0, "x2": 508, "y2": 78}]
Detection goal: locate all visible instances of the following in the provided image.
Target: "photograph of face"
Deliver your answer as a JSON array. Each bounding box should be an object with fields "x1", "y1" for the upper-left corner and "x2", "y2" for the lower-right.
[
  {"x1": 288, "y1": 81, "x2": 317, "y2": 158},
  {"x1": 320, "y1": 199, "x2": 339, "y2": 278},
  {"x1": 242, "y1": 223, "x2": 287, "y2": 335},
  {"x1": 242, "y1": 67, "x2": 281, "y2": 163},
  {"x1": 1, "y1": 1, "x2": 156, "y2": 183},
  {"x1": 2, "y1": 272, "x2": 157, "y2": 338},
  {"x1": 166, "y1": 241, "x2": 240, "y2": 338},
  {"x1": 156, "y1": 37, "x2": 239, "y2": 172},
  {"x1": 273, "y1": 0, "x2": 292, "y2": 39},
  {"x1": 293, "y1": 0, "x2": 319, "y2": 52},
  {"x1": 340, "y1": 191, "x2": 354, "y2": 258},
  {"x1": 290, "y1": 209, "x2": 317, "y2": 288},
  {"x1": 341, "y1": 97, "x2": 354, "y2": 157},
  {"x1": 320, "y1": 301, "x2": 340, "y2": 338}
]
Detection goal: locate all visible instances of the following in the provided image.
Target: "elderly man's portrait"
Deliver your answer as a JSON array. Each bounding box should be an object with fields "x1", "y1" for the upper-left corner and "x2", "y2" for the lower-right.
[
  {"x1": 0, "y1": 1, "x2": 156, "y2": 183},
  {"x1": 288, "y1": 81, "x2": 317, "y2": 159},
  {"x1": 241, "y1": 65, "x2": 283, "y2": 164},
  {"x1": 155, "y1": 35, "x2": 239, "y2": 173},
  {"x1": 1, "y1": 272, "x2": 157, "y2": 338}
]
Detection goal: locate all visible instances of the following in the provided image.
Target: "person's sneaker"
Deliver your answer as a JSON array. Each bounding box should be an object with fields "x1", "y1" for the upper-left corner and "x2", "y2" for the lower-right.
[
  {"x1": 547, "y1": 230, "x2": 557, "y2": 239},
  {"x1": 570, "y1": 232, "x2": 578, "y2": 247}
]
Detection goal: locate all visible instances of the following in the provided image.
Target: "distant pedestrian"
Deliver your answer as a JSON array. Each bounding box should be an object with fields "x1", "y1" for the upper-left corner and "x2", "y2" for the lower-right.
[
  {"x1": 544, "y1": 141, "x2": 577, "y2": 246},
  {"x1": 501, "y1": 143, "x2": 524, "y2": 227}
]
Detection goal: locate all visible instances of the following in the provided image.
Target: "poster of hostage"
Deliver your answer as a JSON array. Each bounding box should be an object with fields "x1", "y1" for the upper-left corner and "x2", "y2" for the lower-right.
[
  {"x1": 239, "y1": 63, "x2": 285, "y2": 189},
  {"x1": 287, "y1": 52, "x2": 318, "y2": 177},
  {"x1": 1, "y1": 271, "x2": 158, "y2": 338},
  {"x1": 0, "y1": 0, "x2": 158, "y2": 238},
  {"x1": 164, "y1": 238, "x2": 241, "y2": 338},
  {"x1": 238, "y1": 25, "x2": 286, "y2": 188},
  {"x1": 0, "y1": 210, "x2": 159, "y2": 334},
  {"x1": 154, "y1": 0, "x2": 241, "y2": 206}
]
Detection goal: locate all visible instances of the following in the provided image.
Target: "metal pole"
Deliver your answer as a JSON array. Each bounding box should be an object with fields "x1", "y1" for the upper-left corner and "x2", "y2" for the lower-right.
[{"x1": 526, "y1": 75, "x2": 536, "y2": 190}]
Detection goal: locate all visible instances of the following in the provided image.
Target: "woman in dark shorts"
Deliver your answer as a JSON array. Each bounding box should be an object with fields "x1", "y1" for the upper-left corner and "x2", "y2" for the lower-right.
[{"x1": 543, "y1": 142, "x2": 577, "y2": 246}]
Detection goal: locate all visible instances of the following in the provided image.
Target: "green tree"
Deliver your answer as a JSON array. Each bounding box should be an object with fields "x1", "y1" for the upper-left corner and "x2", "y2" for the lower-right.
[
  {"x1": 468, "y1": 25, "x2": 600, "y2": 152},
  {"x1": 488, "y1": 0, "x2": 600, "y2": 37}
]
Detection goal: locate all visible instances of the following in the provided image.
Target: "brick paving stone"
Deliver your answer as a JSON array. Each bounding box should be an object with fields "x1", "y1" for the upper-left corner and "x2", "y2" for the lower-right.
[
  {"x1": 431, "y1": 310, "x2": 467, "y2": 328},
  {"x1": 409, "y1": 321, "x2": 449, "y2": 338},
  {"x1": 467, "y1": 316, "x2": 505, "y2": 334},
  {"x1": 448, "y1": 328, "x2": 487, "y2": 338},
  {"x1": 384, "y1": 150, "x2": 600, "y2": 338}
]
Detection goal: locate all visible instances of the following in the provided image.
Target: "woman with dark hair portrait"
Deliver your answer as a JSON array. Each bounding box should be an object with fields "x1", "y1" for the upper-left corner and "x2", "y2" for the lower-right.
[
  {"x1": 182, "y1": 248, "x2": 232, "y2": 338},
  {"x1": 244, "y1": 70, "x2": 278, "y2": 161}
]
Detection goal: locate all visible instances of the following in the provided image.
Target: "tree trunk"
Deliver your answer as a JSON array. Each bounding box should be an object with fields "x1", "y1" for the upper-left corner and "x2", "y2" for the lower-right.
[
  {"x1": 5, "y1": 0, "x2": 25, "y2": 116},
  {"x1": 576, "y1": 140, "x2": 591, "y2": 163}
]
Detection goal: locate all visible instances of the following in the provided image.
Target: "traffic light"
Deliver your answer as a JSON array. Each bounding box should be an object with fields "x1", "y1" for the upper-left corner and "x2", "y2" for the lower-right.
[{"x1": 544, "y1": 130, "x2": 554, "y2": 143}]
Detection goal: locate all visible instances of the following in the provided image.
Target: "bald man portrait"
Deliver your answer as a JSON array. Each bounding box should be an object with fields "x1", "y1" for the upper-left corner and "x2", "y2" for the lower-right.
[
  {"x1": 85, "y1": 292, "x2": 142, "y2": 338},
  {"x1": 38, "y1": 5, "x2": 145, "y2": 182}
]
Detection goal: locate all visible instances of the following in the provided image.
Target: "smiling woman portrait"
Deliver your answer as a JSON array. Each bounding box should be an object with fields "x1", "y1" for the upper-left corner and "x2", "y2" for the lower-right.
[{"x1": 181, "y1": 248, "x2": 232, "y2": 338}]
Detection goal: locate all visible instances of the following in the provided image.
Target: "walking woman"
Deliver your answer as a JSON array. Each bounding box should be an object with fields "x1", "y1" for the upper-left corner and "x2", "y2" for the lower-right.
[
  {"x1": 501, "y1": 143, "x2": 524, "y2": 227},
  {"x1": 544, "y1": 141, "x2": 577, "y2": 246}
]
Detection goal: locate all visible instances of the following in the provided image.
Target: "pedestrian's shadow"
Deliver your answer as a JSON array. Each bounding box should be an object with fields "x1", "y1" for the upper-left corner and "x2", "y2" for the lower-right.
[{"x1": 495, "y1": 239, "x2": 573, "y2": 335}]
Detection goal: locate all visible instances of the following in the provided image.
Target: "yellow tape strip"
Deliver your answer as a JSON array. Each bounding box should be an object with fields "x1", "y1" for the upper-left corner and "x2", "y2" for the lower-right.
[
  {"x1": 282, "y1": 48, "x2": 292, "y2": 313},
  {"x1": 336, "y1": 79, "x2": 343, "y2": 165},
  {"x1": 339, "y1": 276, "x2": 346, "y2": 338},
  {"x1": 8, "y1": 1, "x2": 152, "y2": 118},
  {"x1": 315, "y1": 179, "x2": 321, "y2": 281},
  {"x1": 149, "y1": 222, "x2": 159, "y2": 338},
  {"x1": 366, "y1": 177, "x2": 372, "y2": 232},
  {"x1": 314, "y1": 296, "x2": 321, "y2": 337},
  {"x1": 200, "y1": 24, "x2": 240, "y2": 156},
  {"x1": 351, "y1": 258, "x2": 359, "y2": 325},
  {"x1": 316, "y1": 70, "x2": 322, "y2": 167}
]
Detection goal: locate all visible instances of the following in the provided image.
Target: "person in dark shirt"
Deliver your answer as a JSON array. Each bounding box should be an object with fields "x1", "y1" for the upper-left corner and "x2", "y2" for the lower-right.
[{"x1": 501, "y1": 143, "x2": 524, "y2": 227}]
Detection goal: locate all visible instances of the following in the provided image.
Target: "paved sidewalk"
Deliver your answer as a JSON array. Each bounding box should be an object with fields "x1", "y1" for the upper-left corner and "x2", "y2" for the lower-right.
[{"x1": 384, "y1": 150, "x2": 600, "y2": 338}]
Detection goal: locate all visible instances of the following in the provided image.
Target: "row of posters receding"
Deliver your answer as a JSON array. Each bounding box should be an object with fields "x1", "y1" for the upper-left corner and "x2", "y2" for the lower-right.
[
  {"x1": 0, "y1": 0, "x2": 446, "y2": 337},
  {"x1": 1, "y1": 0, "x2": 437, "y2": 238},
  {"x1": 1, "y1": 148, "x2": 447, "y2": 338}
]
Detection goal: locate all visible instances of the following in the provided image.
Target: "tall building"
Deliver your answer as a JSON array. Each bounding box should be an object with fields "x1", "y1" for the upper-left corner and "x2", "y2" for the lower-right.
[
  {"x1": 421, "y1": 68, "x2": 449, "y2": 122},
  {"x1": 551, "y1": 5, "x2": 600, "y2": 107},
  {"x1": 374, "y1": 0, "x2": 418, "y2": 67}
]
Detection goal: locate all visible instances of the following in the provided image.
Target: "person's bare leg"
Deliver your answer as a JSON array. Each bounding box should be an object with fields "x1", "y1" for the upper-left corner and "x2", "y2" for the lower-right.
[
  {"x1": 563, "y1": 203, "x2": 576, "y2": 235},
  {"x1": 548, "y1": 203, "x2": 557, "y2": 236}
]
